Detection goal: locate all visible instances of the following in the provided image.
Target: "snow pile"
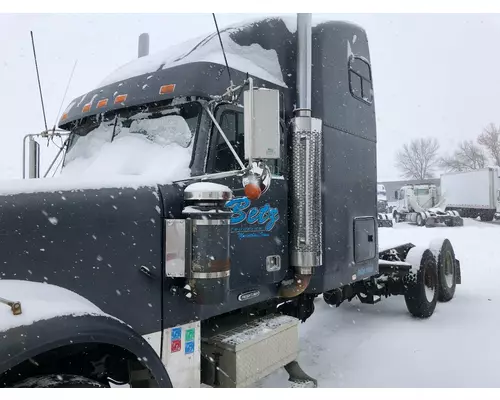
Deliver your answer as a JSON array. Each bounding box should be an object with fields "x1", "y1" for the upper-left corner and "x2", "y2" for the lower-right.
[
  {"x1": 99, "y1": 19, "x2": 288, "y2": 88},
  {"x1": 0, "y1": 280, "x2": 117, "y2": 332}
]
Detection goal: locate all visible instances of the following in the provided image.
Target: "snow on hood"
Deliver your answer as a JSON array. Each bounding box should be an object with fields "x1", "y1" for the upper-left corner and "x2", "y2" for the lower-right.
[
  {"x1": 0, "y1": 280, "x2": 117, "y2": 332},
  {"x1": 99, "y1": 17, "x2": 293, "y2": 88}
]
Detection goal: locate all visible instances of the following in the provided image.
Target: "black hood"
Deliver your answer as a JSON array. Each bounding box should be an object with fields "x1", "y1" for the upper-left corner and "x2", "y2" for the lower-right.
[{"x1": 0, "y1": 184, "x2": 168, "y2": 335}]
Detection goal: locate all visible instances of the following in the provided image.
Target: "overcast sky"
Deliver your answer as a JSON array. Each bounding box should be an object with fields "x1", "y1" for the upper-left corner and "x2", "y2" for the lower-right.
[{"x1": 1, "y1": 13, "x2": 499, "y2": 181}]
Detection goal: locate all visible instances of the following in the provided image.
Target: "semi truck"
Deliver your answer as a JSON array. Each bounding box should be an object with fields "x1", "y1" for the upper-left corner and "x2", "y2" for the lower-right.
[
  {"x1": 377, "y1": 184, "x2": 393, "y2": 227},
  {"x1": 441, "y1": 167, "x2": 500, "y2": 222},
  {"x1": 0, "y1": 14, "x2": 462, "y2": 388},
  {"x1": 393, "y1": 184, "x2": 463, "y2": 227}
]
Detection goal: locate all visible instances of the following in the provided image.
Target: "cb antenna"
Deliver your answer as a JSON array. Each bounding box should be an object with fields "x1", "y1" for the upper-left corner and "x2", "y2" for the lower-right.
[
  {"x1": 53, "y1": 59, "x2": 78, "y2": 132},
  {"x1": 212, "y1": 13, "x2": 233, "y2": 88},
  {"x1": 30, "y1": 31, "x2": 48, "y2": 134}
]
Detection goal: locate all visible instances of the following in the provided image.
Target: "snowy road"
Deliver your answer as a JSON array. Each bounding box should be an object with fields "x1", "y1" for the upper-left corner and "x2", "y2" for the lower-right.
[{"x1": 259, "y1": 219, "x2": 500, "y2": 388}]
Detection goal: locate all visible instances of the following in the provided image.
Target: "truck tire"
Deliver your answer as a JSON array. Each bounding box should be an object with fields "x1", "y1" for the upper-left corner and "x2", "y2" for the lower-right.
[
  {"x1": 404, "y1": 249, "x2": 438, "y2": 318},
  {"x1": 393, "y1": 211, "x2": 401, "y2": 223},
  {"x1": 485, "y1": 210, "x2": 496, "y2": 222},
  {"x1": 13, "y1": 374, "x2": 108, "y2": 388},
  {"x1": 436, "y1": 239, "x2": 457, "y2": 302},
  {"x1": 416, "y1": 213, "x2": 424, "y2": 226}
]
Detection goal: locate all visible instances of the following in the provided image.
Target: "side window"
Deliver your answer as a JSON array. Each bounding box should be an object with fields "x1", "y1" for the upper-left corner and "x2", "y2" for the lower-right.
[
  {"x1": 348, "y1": 56, "x2": 373, "y2": 105},
  {"x1": 212, "y1": 110, "x2": 245, "y2": 173},
  {"x1": 209, "y1": 106, "x2": 283, "y2": 176}
]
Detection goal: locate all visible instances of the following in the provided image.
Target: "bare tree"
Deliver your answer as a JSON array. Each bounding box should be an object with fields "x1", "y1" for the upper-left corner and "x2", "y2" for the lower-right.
[
  {"x1": 478, "y1": 123, "x2": 500, "y2": 166},
  {"x1": 395, "y1": 138, "x2": 440, "y2": 180},
  {"x1": 440, "y1": 140, "x2": 487, "y2": 172}
]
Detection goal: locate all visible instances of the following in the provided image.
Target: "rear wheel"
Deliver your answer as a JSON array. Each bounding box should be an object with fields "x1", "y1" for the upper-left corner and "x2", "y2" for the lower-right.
[
  {"x1": 13, "y1": 374, "x2": 108, "y2": 388},
  {"x1": 404, "y1": 249, "x2": 438, "y2": 318},
  {"x1": 437, "y1": 239, "x2": 457, "y2": 302},
  {"x1": 416, "y1": 213, "x2": 424, "y2": 226},
  {"x1": 486, "y1": 210, "x2": 496, "y2": 222}
]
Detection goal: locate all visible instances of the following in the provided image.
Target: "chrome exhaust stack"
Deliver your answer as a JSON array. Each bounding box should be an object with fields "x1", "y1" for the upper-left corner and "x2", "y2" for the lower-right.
[{"x1": 289, "y1": 13, "x2": 323, "y2": 275}]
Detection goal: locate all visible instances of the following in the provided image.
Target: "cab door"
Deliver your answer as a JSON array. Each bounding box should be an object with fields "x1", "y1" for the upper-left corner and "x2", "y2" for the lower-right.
[{"x1": 204, "y1": 104, "x2": 288, "y2": 290}]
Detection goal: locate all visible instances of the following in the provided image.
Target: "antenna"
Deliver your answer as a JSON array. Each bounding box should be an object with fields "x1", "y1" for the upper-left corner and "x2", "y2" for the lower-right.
[
  {"x1": 53, "y1": 60, "x2": 78, "y2": 131},
  {"x1": 212, "y1": 13, "x2": 233, "y2": 87},
  {"x1": 30, "y1": 31, "x2": 48, "y2": 133}
]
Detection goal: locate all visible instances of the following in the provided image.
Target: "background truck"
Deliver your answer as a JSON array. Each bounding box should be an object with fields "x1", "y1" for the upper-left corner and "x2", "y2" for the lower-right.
[
  {"x1": 0, "y1": 14, "x2": 461, "y2": 388},
  {"x1": 441, "y1": 167, "x2": 500, "y2": 222},
  {"x1": 393, "y1": 184, "x2": 463, "y2": 227},
  {"x1": 377, "y1": 184, "x2": 393, "y2": 227}
]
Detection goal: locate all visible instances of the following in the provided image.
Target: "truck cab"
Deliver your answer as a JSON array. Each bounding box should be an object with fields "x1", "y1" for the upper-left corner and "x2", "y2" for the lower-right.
[
  {"x1": 395, "y1": 184, "x2": 438, "y2": 214},
  {"x1": 393, "y1": 184, "x2": 462, "y2": 227},
  {"x1": 0, "y1": 14, "x2": 462, "y2": 389}
]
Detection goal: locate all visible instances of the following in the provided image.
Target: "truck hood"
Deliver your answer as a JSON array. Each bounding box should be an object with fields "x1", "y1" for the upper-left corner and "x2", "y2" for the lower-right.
[{"x1": 0, "y1": 184, "x2": 173, "y2": 335}]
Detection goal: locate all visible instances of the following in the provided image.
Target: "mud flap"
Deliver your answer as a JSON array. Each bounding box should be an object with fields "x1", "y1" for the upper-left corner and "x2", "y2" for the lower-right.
[
  {"x1": 453, "y1": 216, "x2": 464, "y2": 227},
  {"x1": 425, "y1": 217, "x2": 436, "y2": 228},
  {"x1": 377, "y1": 214, "x2": 393, "y2": 228},
  {"x1": 378, "y1": 220, "x2": 393, "y2": 228},
  {"x1": 284, "y1": 360, "x2": 318, "y2": 388}
]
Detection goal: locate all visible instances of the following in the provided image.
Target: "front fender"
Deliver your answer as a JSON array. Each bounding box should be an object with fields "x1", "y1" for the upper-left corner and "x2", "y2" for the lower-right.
[
  {"x1": 0, "y1": 280, "x2": 170, "y2": 387},
  {"x1": 0, "y1": 279, "x2": 115, "y2": 333},
  {"x1": 0, "y1": 314, "x2": 171, "y2": 387}
]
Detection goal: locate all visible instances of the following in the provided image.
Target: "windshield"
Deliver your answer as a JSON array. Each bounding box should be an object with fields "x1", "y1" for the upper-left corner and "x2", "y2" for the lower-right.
[
  {"x1": 414, "y1": 188, "x2": 430, "y2": 196},
  {"x1": 61, "y1": 102, "x2": 201, "y2": 180}
]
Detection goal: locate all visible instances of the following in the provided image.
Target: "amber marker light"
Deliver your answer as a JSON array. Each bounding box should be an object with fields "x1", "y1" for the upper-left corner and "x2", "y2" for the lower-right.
[
  {"x1": 96, "y1": 99, "x2": 108, "y2": 109},
  {"x1": 244, "y1": 183, "x2": 262, "y2": 201},
  {"x1": 114, "y1": 94, "x2": 128, "y2": 104},
  {"x1": 159, "y1": 84, "x2": 176, "y2": 95}
]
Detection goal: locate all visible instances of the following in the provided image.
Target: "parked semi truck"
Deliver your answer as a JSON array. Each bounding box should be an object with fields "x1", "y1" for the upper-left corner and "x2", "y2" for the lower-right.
[
  {"x1": 393, "y1": 183, "x2": 463, "y2": 227},
  {"x1": 0, "y1": 14, "x2": 462, "y2": 388},
  {"x1": 377, "y1": 184, "x2": 393, "y2": 227},
  {"x1": 441, "y1": 167, "x2": 500, "y2": 222}
]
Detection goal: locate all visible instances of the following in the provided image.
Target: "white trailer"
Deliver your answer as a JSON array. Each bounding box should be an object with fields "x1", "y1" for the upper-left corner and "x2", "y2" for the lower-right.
[{"x1": 441, "y1": 167, "x2": 500, "y2": 222}]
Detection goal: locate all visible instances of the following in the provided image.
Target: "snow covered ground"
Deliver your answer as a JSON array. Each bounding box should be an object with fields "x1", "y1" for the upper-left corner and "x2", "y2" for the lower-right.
[{"x1": 259, "y1": 218, "x2": 500, "y2": 388}]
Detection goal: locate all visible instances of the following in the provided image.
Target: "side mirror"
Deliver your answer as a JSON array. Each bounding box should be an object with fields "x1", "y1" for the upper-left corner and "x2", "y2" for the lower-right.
[
  {"x1": 243, "y1": 85, "x2": 281, "y2": 161},
  {"x1": 240, "y1": 79, "x2": 281, "y2": 201},
  {"x1": 394, "y1": 191, "x2": 398, "y2": 200}
]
